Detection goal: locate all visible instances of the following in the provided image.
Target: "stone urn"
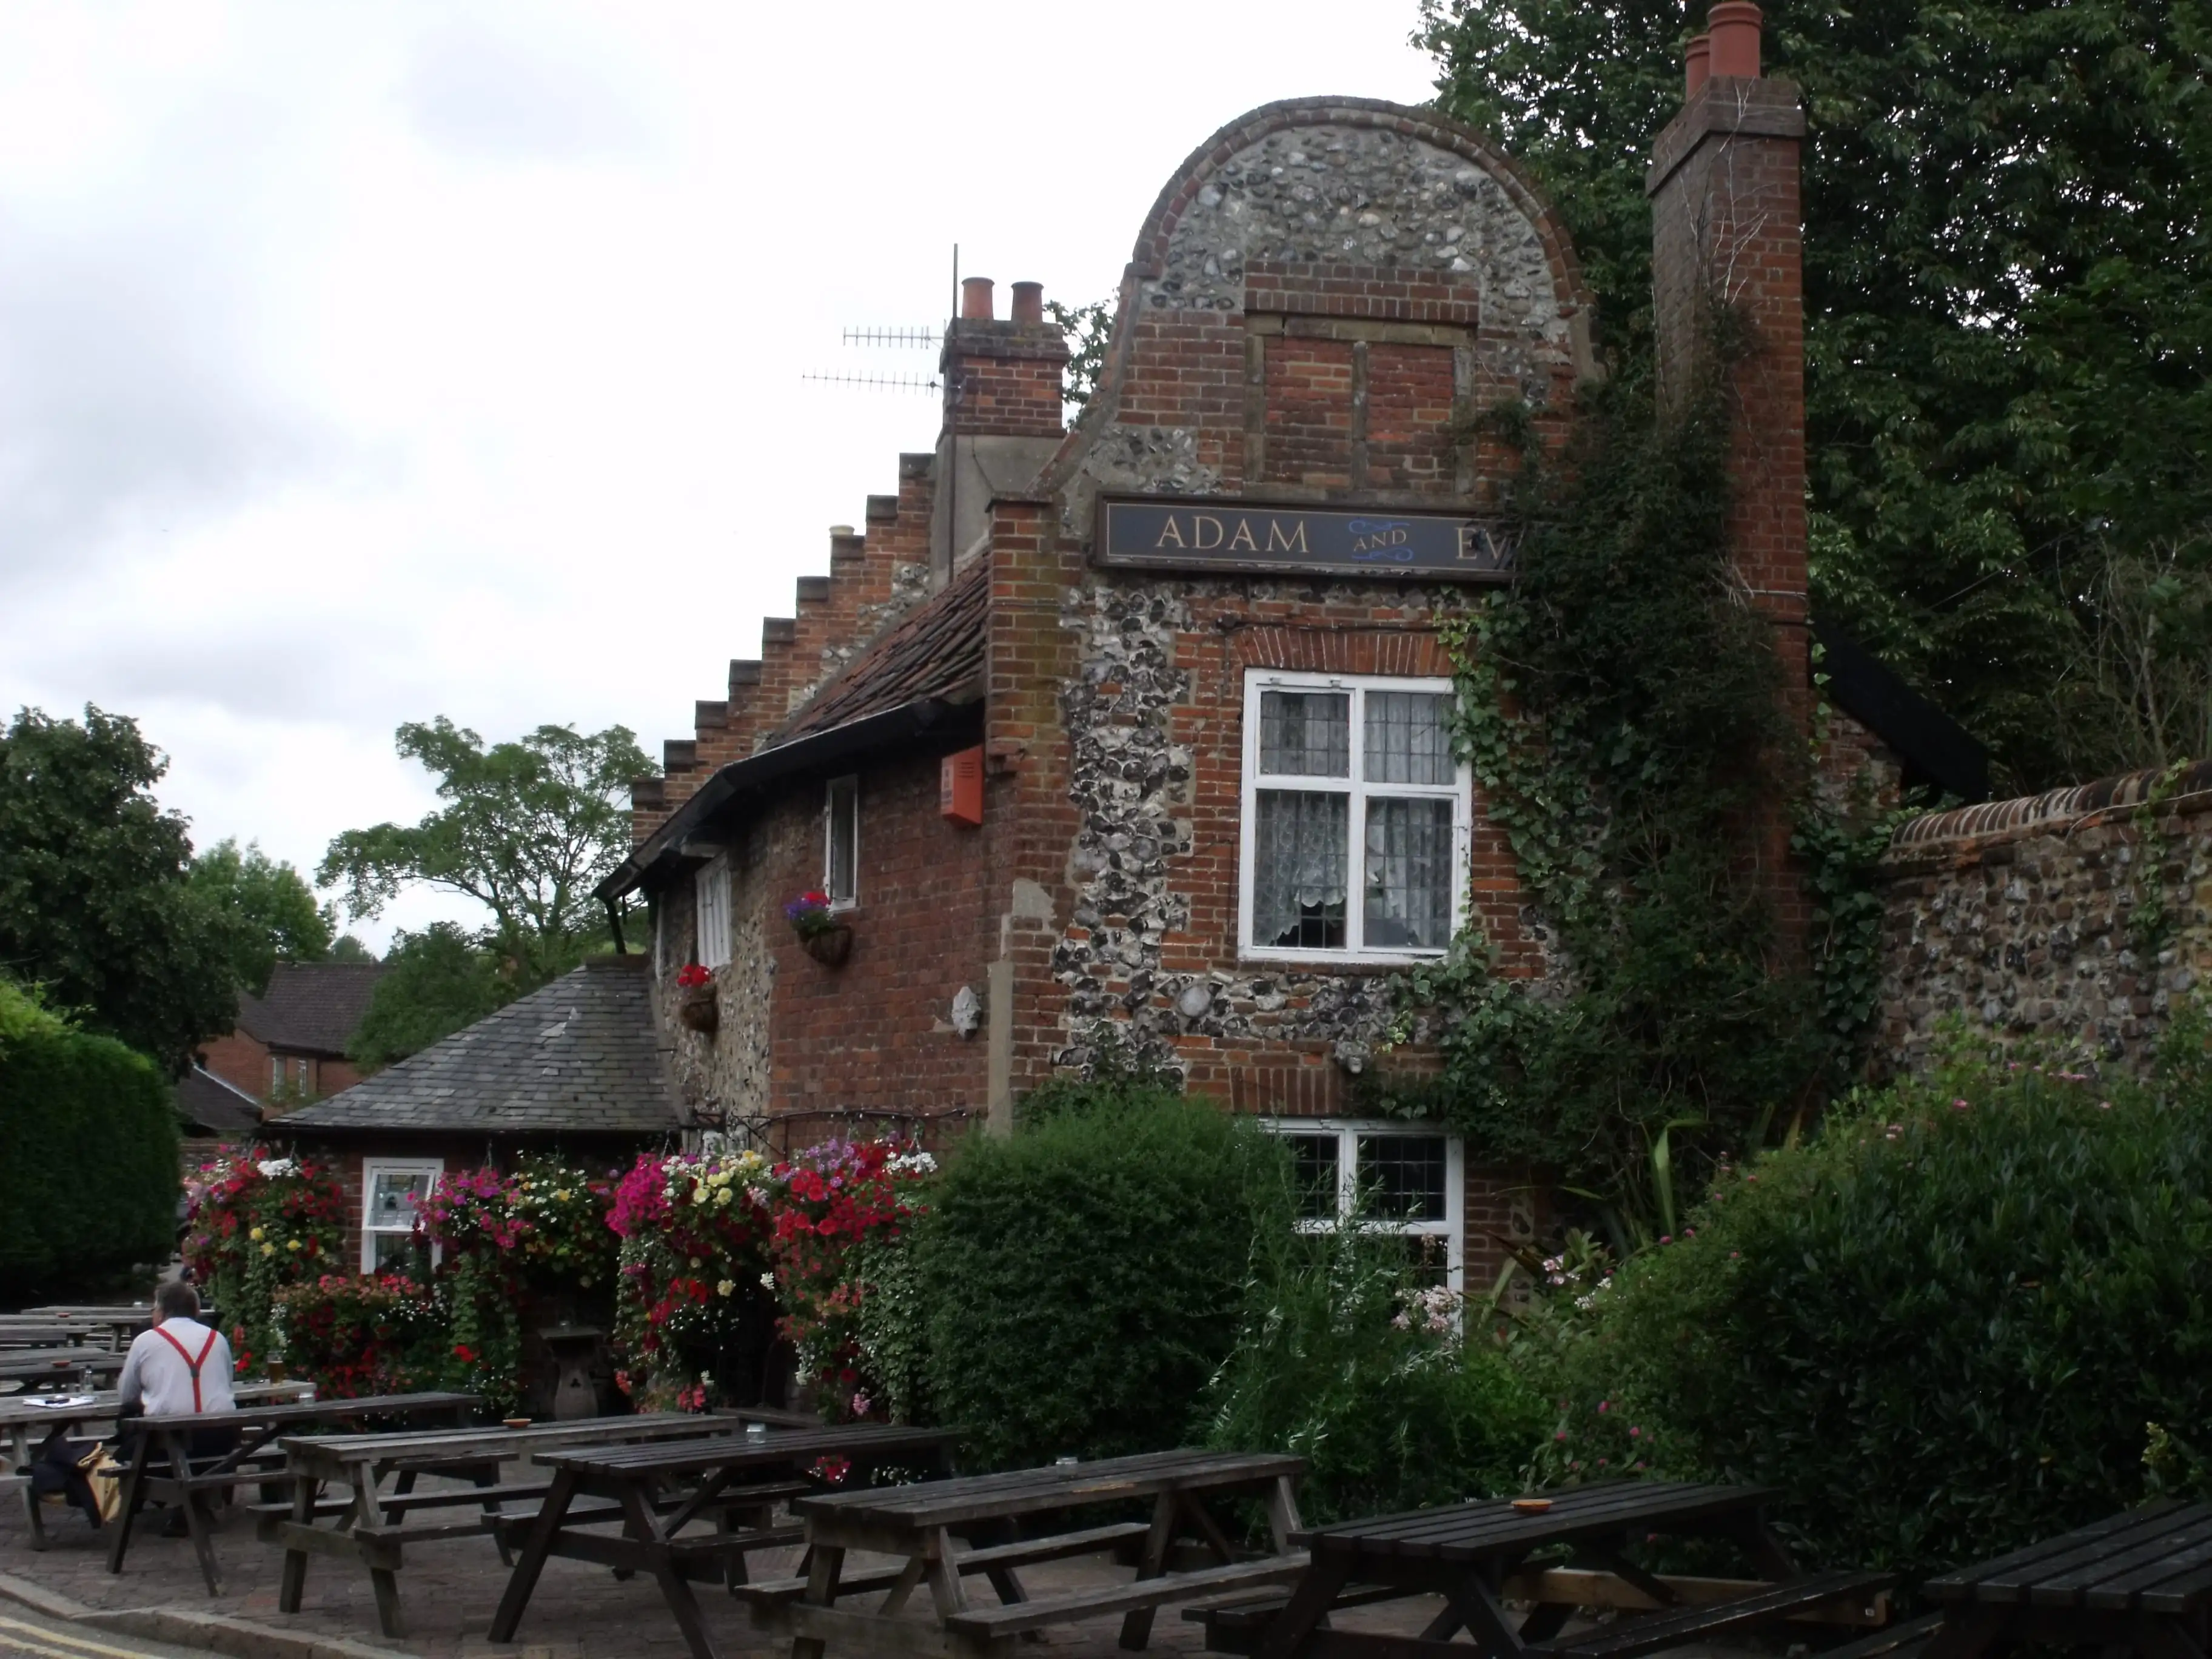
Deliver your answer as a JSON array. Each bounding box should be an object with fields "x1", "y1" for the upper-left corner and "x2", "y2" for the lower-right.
[
  {"x1": 677, "y1": 981, "x2": 719, "y2": 1033},
  {"x1": 800, "y1": 925, "x2": 853, "y2": 968}
]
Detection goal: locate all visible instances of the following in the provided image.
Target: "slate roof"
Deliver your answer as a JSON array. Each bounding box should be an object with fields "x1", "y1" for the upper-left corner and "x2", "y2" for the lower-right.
[
  {"x1": 280, "y1": 956, "x2": 680, "y2": 1137},
  {"x1": 773, "y1": 552, "x2": 988, "y2": 742},
  {"x1": 176, "y1": 1067, "x2": 263, "y2": 1134},
  {"x1": 236, "y1": 962, "x2": 389, "y2": 1056}
]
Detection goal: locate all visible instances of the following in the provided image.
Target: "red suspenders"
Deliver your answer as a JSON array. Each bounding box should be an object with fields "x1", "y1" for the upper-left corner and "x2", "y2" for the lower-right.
[{"x1": 152, "y1": 1324, "x2": 220, "y2": 1412}]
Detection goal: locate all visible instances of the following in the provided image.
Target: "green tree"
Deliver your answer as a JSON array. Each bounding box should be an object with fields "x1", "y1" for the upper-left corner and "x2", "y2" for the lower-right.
[
  {"x1": 319, "y1": 718, "x2": 653, "y2": 987},
  {"x1": 346, "y1": 922, "x2": 511, "y2": 1071},
  {"x1": 0, "y1": 706, "x2": 238, "y2": 1071},
  {"x1": 189, "y1": 838, "x2": 336, "y2": 996},
  {"x1": 1420, "y1": 0, "x2": 2212, "y2": 791}
]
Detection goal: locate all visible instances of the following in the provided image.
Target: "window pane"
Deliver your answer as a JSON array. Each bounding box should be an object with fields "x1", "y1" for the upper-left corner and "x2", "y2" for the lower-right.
[
  {"x1": 1284, "y1": 1133, "x2": 1341, "y2": 1221},
  {"x1": 368, "y1": 1169, "x2": 432, "y2": 1227},
  {"x1": 1254, "y1": 791, "x2": 1349, "y2": 949},
  {"x1": 826, "y1": 779, "x2": 858, "y2": 905},
  {"x1": 370, "y1": 1234, "x2": 417, "y2": 1272},
  {"x1": 1364, "y1": 691, "x2": 1454, "y2": 785},
  {"x1": 1355, "y1": 1134, "x2": 1449, "y2": 1223},
  {"x1": 1364, "y1": 797, "x2": 1454, "y2": 949},
  {"x1": 1259, "y1": 691, "x2": 1349, "y2": 778}
]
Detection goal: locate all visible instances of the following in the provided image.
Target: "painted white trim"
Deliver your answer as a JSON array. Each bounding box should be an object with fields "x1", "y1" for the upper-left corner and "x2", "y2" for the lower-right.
[
  {"x1": 1258, "y1": 1118, "x2": 1464, "y2": 1293},
  {"x1": 694, "y1": 857, "x2": 732, "y2": 969},
  {"x1": 824, "y1": 775, "x2": 860, "y2": 912},
  {"x1": 1237, "y1": 669, "x2": 1470, "y2": 965},
  {"x1": 360, "y1": 1159, "x2": 444, "y2": 1273}
]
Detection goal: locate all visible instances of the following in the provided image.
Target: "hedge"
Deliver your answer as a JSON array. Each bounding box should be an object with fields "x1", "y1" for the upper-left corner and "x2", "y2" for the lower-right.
[{"x1": 0, "y1": 1022, "x2": 179, "y2": 1295}]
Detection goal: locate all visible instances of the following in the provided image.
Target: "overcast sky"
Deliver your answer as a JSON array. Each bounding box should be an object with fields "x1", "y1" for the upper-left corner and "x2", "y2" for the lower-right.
[{"x1": 0, "y1": 1, "x2": 1438, "y2": 950}]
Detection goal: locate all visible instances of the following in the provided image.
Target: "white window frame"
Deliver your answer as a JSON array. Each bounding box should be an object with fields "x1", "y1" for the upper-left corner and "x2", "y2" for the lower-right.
[
  {"x1": 360, "y1": 1159, "x2": 443, "y2": 1273},
  {"x1": 269, "y1": 1055, "x2": 284, "y2": 1096},
  {"x1": 1262, "y1": 1118, "x2": 1464, "y2": 1293},
  {"x1": 1238, "y1": 670, "x2": 1470, "y2": 964},
  {"x1": 824, "y1": 775, "x2": 859, "y2": 911},
  {"x1": 694, "y1": 856, "x2": 732, "y2": 969}
]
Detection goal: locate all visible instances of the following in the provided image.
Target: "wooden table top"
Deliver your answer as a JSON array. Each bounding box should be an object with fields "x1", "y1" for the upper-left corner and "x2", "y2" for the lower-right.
[
  {"x1": 132, "y1": 1390, "x2": 478, "y2": 1435},
  {"x1": 0, "y1": 1380, "x2": 312, "y2": 1432},
  {"x1": 0, "y1": 1350, "x2": 125, "y2": 1379},
  {"x1": 794, "y1": 1447, "x2": 1305, "y2": 1532},
  {"x1": 1293, "y1": 1480, "x2": 1780, "y2": 1563},
  {"x1": 536, "y1": 1421, "x2": 954, "y2": 1479},
  {"x1": 278, "y1": 1411, "x2": 749, "y2": 1470},
  {"x1": 1925, "y1": 1500, "x2": 2212, "y2": 1616}
]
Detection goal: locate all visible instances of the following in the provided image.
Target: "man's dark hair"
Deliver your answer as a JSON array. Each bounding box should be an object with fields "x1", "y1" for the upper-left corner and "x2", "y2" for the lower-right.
[{"x1": 155, "y1": 1281, "x2": 200, "y2": 1320}]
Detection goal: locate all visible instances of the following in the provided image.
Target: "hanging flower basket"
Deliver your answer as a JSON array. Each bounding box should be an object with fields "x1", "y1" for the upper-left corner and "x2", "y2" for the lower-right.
[
  {"x1": 800, "y1": 925, "x2": 853, "y2": 968},
  {"x1": 675, "y1": 964, "x2": 718, "y2": 1033}
]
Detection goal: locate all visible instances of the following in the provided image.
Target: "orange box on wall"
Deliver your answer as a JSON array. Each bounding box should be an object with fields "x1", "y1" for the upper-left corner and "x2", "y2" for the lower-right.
[{"x1": 940, "y1": 746, "x2": 984, "y2": 826}]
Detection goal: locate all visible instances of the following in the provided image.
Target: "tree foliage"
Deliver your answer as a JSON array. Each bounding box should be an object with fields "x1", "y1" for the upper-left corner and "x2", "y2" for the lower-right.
[
  {"x1": 190, "y1": 838, "x2": 336, "y2": 996},
  {"x1": 347, "y1": 922, "x2": 513, "y2": 1072},
  {"x1": 0, "y1": 706, "x2": 239, "y2": 1071},
  {"x1": 319, "y1": 718, "x2": 652, "y2": 987},
  {"x1": 1420, "y1": 0, "x2": 2212, "y2": 791}
]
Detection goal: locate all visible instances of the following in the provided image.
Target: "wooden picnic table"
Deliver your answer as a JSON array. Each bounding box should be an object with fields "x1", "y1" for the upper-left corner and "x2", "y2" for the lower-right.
[
  {"x1": 18, "y1": 1308, "x2": 160, "y2": 1347},
  {"x1": 1216, "y1": 1480, "x2": 1892, "y2": 1659},
  {"x1": 0, "y1": 1324, "x2": 98, "y2": 1350},
  {"x1": 106, "y1": 1390, "x2": 480, "y2": 1594},
  {"x1": 0, "y1": 1379, "x2": 311, "y2": 1546},
  {"x1": 1919, "y1": 1498, "x2": 2212, "y2": 1659},
  {"x1": 269, "y1": 1409, "x2": 820, "y2": 1640},
  {"x1": 736, "y1": 1446, "x2": 1309, "y2": 1659},
  {"x1": 493, "y1": 1422, "x2": 958, "y2": 1659},
  {"x1": 0, "y1": 1349, "x2": 127, "y2": 1382}
]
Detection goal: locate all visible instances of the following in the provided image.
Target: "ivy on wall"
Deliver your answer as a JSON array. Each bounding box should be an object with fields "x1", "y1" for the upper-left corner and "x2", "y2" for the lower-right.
[{"x1": 1376, "y1": 347, "x2": 1896, "y2": 1243}]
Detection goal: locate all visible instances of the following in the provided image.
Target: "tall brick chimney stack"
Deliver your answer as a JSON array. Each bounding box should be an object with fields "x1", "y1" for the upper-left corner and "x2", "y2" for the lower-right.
[
  {"x1": 1647, "y1": 2, "x2": 1812, "y2": 928},
  {"x1": 932, "y1": 276, "x2": 1070, "y2": 586}
]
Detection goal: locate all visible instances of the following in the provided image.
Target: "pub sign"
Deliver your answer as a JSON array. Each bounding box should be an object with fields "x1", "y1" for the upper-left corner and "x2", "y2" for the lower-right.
[{"x1": 1094, "y1": 495, "x2": 1516, "y2": 581}]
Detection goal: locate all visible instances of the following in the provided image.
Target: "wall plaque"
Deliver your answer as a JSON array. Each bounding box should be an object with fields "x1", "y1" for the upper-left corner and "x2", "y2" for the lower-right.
[{"x1": 1094, "y1": 495, "x2": 1516, "y2": 581}]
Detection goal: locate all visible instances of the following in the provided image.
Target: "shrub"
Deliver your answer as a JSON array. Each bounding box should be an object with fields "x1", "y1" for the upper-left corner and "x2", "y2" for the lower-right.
[
  {"x1": 915, "y1": 1090, "x2": 1292, "y2": 1470},
  {"x1": 181, "y1": 1152, "x2": 346, "y2": 1371},
  {"x1": 273, "y1": 1273, "x2": 445, "y2": 1397},
  {"x1": 0, "y1": 1006, "x2": 179, "y2": 1297},
  {"x1": 1534, "y1": 1037, "x2": 2212, "y2": 1577},
  {"x1": 1204, "y1": 1223, "x2": 1547, "y2": 1525}
]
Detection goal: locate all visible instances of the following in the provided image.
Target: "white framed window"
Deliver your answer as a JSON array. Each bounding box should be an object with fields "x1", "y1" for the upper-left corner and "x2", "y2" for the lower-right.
[
  {"x1": 1264, "y1": 1119, "x2": 1464, "y2": 1292},
  {"x1": 1238, "y1": 671, "x2": 1469, "y2": 962},
  {"x1": 361, "y1": 1160, "x2": 443, "y2": 1273},
  {"x1": 694, "y1": 856, "x2": 731, "y2": 969},
  {"x1": 825, "y1": 776, "x2": 859, "y2": 910},
  {"x1": 269, "y1": 1056, "x2": 284, "y2": 1095}
]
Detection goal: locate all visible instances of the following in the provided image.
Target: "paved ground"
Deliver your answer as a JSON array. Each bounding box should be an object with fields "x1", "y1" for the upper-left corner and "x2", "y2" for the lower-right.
[
  {"x1": 1, "y1": 1488, "x2": 1460, "y2": 1658},
  {"x1": 0, "y1": 1610, "x2": 204, "y2": 1659}
]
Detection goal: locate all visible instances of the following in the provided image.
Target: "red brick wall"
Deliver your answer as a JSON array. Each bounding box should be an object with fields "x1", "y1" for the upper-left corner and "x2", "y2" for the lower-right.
[
  {"x1": 1264, "y1": 338, "x2": 1356, "y2": 487},
  {"x1": 201, "y1": 1030, "x2": 272, "y2": 1098}
]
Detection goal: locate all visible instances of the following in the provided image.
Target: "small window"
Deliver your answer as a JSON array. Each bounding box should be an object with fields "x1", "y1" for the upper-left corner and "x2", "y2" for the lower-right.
[
  {"x1": 1262, "y1": 1120, "x2": 1464, "y2": 1291},
  {"x1": 361, "y1": 1161, "x2": 441, "y2": 1273},
  {"x1": 269, "y1": 1056, "x2": 284, "y2": 1096},
  {"x1": 695, "y1": 857, "x2": 731, "y2": 970},
  {"x1": 825, "y1": 776, "x2": 859, "y2": 910},
  {"x1": 1240, "y1": 672, "x2": 1469, "y2": 963}
]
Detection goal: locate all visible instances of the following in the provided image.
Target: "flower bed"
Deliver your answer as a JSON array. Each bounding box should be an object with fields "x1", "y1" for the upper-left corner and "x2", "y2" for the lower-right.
[
  {"x1": 181, "y1": 1151, "x2": 346, "y2": 1374},
  {"x1": 272, "y1": 1273, "x2": 444, "y2": 1398}
]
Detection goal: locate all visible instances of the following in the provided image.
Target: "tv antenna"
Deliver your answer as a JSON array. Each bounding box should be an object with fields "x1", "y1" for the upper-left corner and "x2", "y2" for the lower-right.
[{"x1": 801, "y1": 258, "x2": 956, "y2": 392}]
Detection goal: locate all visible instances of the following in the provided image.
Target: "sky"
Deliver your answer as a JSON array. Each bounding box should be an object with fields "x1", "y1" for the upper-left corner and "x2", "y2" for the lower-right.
[{"x1": 0, "y1": 0, "x2": 1440, "y2": 951}]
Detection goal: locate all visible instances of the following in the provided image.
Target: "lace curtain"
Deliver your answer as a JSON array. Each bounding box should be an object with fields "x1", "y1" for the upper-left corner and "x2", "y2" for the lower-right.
[
  {"x1": 1364, "y1": 691, "x2": 1453, "y2": 784},
  {"x1": 1254, "y1": 790, "x2": 1349, "y2": 947},
  {"x1": 1364, "y1": 797, "x2": 1452, "y2": 948}
]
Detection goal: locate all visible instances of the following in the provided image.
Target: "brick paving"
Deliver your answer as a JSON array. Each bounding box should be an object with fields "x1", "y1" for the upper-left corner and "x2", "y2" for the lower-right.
[{"x1": 1, "y1": 1487, "x2": 1455, "y2": 1658}]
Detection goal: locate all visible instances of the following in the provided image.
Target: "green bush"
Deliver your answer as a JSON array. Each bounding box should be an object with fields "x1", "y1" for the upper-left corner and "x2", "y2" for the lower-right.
[
  {"x1": 916, "y1": 1088, "x2": 1291, "y2": 1469},
  {"x1": 0, "y1": 1006, "x2": 179, "y2": 1296},
  {"x1": 1532, "y1": 1035, "x2": 2212, "y2": 1578},
  {"x1": 1204, "y1": 1223, "x2": 1546, "y2": 1525}
]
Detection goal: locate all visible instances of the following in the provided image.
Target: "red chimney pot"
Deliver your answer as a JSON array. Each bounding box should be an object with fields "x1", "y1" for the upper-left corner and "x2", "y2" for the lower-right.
[
  {"x1": 1685, "y1": 33, "x2": 1712, "y2": 96},
  {"x1": 1706, "y1": 1, "x2": 1761, "y2": 78},
  {"x1": 960, "y1": 277, "x2": 995, "y2": 321},
  {"x1": 1010, "y1": 281, "x2": 1044, "y2": 324}
]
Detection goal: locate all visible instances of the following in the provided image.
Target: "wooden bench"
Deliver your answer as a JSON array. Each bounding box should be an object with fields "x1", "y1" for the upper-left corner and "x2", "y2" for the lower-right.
[
  {"x1": 1530, "y1": 1571, "x2": 1896, "y2": 1659},
  {"x1": 1817, "y1": 1610, "x2": 1948, "y2": 1659},
  {"x1": 945, "y1": 1553, "x2": 1313, "y2": 1641},
  {"x1": 733, "y1": 1518, "x2": 1157, "y2": 1607}
]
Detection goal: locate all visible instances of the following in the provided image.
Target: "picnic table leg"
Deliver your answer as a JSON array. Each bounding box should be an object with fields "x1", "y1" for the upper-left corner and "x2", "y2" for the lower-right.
[
  {"x1": 794, "y1": 1544, "x2": 847, "y2": 1659},
  {"x1": 277, "y1": 1464, "x2": 315, "y2": 1613},
  {"x1": 15, "y1": 1424, "x2": 51, "y2": 1550},
  {"x1": 1252, "y1": 1554, "x2": 1354, "y2": 1659},
  {"x1": 166, "y1": 1430, "x2": 224, "y2": 1598},
  {"x1": 1264, "y1": 1475, "x2": 1304, "y2": 1553},
  {"x1": 617, "y1": 1481, "x2": 721, "y2": 1659},
  {"x1": 106, "y1": 1432, "x2": 154, "y2": 1573},
  {"x1": 489, "y1": 1468, "x2": 578, "y2": 1643},
  {"x1": 1118, "y1": 1490, "x2": 1180, "y2": 1650},
  {"x1": 1443, "y1": 1574, "x2": 1530, "y2": 1659},
  {"x1": 367, "y1": 1542, "x2": 408, "y2": 1641}
]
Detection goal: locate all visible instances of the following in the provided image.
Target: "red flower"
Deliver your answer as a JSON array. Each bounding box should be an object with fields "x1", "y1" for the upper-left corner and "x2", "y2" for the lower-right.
[{"x1": 453, "y1": 1343, "x2": 477, "y2": 1362}]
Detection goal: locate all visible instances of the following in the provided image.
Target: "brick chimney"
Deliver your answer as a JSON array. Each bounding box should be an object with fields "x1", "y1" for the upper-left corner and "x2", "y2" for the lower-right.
[{"x1": 932, "y1": 276, "x2": 1069, "y2": 585}]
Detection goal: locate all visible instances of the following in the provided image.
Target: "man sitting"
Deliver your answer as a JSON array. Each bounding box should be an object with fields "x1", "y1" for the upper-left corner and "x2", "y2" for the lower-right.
[{"x1": 116, "y1": 1281, "x2": 238, "y2": 1534}]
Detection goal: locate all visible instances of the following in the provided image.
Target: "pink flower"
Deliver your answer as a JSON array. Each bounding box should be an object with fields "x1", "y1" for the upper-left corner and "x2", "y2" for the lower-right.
[
  {"x1": 1555, "y1": 1430, "x2": 1568, "y2": 1441},
  {"x1": 1953, "y1": 1099, "x2": 1971, "y2": 1110},
  {"x1": 1629, "y1": 1426, "x2": 1641, "y2": 1438},
  {"x1": 1597, "y1": 1401, "x2": 1609, "y2": 1413}
]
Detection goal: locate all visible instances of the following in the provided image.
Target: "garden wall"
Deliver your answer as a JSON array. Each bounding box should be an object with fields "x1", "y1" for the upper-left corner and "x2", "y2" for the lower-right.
[{"x1": 1875, "y1": 760, "x2": 2212, "y2": 1071}]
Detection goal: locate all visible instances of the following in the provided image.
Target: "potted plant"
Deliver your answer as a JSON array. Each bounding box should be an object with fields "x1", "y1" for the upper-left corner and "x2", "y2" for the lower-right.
[
  {"x1": 675, "y1": 963, "x2": 718, "y2": 1033},
  {"x1": 785, "y1": 890, "x2": 852, "y2": 968}
]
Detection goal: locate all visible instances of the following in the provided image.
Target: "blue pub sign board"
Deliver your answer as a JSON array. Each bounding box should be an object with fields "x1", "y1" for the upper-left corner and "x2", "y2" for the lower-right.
[{"x1": 1094, "y1": 495, "x2": 1516, "y2": 581}]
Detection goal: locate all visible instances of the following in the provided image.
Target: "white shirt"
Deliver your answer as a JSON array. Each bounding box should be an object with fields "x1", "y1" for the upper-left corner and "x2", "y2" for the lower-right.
[{"x1": 116, "y1": 1317, "x2": 237, "y2": 1417}]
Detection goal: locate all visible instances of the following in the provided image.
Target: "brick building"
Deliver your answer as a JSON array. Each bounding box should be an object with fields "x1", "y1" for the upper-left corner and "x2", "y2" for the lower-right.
[
  {"x1": 197, "y1": 960, "x2": 387, "y2": 1112},
  {"x1": 595, "y1": 19, "x2": 1975, "y2": 1291}
]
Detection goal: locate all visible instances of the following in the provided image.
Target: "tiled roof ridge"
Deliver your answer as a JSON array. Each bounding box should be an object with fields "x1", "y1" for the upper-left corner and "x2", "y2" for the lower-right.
[
  {"x1": 1889, "y1": 757, "x2": 2212, "y2": 855},
  {"x1": 769, "y1": 552, "x2": 990, "y2": 745}
]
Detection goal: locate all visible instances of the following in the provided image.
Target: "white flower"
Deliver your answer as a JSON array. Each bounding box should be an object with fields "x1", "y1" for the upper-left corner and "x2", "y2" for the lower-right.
[
  {"x1": 256, "y1": 1157, "x2": 298, "y2": 1179},
  {"x1": 759, "y1": 1271, "x2": 776, "y2": 1290}
]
